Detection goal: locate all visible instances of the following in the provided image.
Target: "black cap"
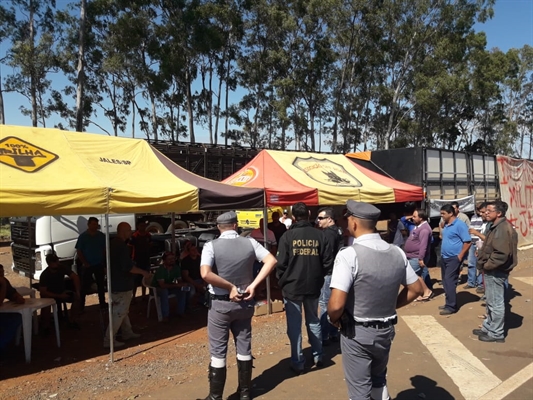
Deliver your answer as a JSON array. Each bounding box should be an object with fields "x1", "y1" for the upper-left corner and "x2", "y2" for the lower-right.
[
  {"x1": 344, "y1": 200, "x2": 381, "y2": 220},
  {"x1": 283, "y1": 209, "x2": 288, "y2": 214},
  {"x1": 217, "y1": 211, "x2": 238, "y2": 224}
]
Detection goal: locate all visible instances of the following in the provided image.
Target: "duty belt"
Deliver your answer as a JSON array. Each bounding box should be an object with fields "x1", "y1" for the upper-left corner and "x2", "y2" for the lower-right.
[
  {"x1": 354, "y1": 317, "x2": 397, "y2": 329},
  {"x1": 210, "y1": 294, "x2": 231, "y2": 301}
]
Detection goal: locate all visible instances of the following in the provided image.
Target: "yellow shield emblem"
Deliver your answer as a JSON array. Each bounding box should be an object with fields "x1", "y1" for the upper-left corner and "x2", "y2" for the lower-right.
[{"x1": 292, "y1": 157, "x2": 361, "y2": 187}]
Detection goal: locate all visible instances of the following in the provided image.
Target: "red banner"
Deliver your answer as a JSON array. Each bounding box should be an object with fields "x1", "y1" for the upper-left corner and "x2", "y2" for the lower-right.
[{"x1": 497, "y1": 155, "x2": 533, "y2": 247}]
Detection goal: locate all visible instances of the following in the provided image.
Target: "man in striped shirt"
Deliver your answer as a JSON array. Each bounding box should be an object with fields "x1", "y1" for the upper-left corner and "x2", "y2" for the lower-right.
[{"x1": 464, "y1": 203, "x2": 487, "y2": 289}]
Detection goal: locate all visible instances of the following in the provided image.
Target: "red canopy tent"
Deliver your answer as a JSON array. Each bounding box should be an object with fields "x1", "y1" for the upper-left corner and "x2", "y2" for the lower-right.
[{"x1": 223, "y1": 150, "x2": 423, "y2": 206}]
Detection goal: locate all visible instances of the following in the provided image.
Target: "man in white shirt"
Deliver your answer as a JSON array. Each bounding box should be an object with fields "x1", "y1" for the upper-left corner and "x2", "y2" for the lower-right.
[
  {"x1": 328, "y1": 201, "x2": 422, "y2": 400},
  {"x1": 465, "y1": 203, "x2": 486, "y2": 289},
  {"x1": 280, "y1": 210, "x2": 293, "y2": 229}
]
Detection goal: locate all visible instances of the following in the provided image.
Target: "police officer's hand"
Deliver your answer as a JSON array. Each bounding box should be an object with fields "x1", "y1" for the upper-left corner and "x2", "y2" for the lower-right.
[
  {"x1": 242, "y1": 285, "x2": 255, "y2": 301},
  {"x1": 229, "y1": 286, "x2": 243, "y2": 302}
]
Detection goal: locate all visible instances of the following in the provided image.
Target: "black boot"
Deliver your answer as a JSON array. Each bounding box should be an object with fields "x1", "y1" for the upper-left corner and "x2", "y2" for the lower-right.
[
  {"x1": 237, "y1": 360, "x2": 253, "y2": 400},
  {"x1": 199, "y1": 365, "x2": 226, "y2": 400}
]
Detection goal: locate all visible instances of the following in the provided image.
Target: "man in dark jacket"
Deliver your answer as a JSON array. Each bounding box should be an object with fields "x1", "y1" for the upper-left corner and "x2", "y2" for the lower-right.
[
  {"x1": 473, "y1": 201, "x2": 518, "y2": 343},
  {"x1": 316, "y1": 207, "x2": 344, "y2": 345},
  {"x1": 276, "y1": 202, "x2": 333, "y2": 374}
]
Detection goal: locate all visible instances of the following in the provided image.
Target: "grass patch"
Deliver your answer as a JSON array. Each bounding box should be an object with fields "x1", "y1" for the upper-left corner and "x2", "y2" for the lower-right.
[{"x1": 0, "y1": 224, "x2": 10, "y2": 240}]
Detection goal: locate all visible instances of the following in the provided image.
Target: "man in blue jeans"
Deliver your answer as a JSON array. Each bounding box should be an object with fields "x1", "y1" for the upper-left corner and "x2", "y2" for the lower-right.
[
  {"x1": 473, "y1": 201, "x2": 518, "y2": 343},
  {"x1": 276, "y1": 202, "x2": 333, "y2": 374},
  {"x1": 152, "y1": 252, "x2": 190, "y2": 322},
  {"x1": 465, "y1": 203, "x2": 486, "y2": 290},
  {"x1": 316, "y1": 207, "x2": 343, "y2": 346},
  {"x1": 439, "y1": 204, "x2": 471, "y2": 315}
]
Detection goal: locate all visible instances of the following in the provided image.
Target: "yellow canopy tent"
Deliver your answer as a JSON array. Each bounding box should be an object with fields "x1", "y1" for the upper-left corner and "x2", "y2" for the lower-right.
[
  {"x1": 0, "y1": 126, "x2": 199, "y2": 216},
  {"x1": 0, "y1": 125, "x2": 265, "y2": 361}
]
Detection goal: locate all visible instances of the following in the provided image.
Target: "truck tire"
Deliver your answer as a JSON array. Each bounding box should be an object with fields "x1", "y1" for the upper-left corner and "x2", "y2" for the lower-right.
[
  {"x1": 146, "y1": 222, "x2": 164, "y2": 234},
  {"x1": 165, "y1": 220, "x2": 189, "y2": 233}
]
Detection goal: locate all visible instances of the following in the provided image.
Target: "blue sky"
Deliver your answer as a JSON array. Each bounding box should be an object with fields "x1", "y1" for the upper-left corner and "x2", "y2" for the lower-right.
[{"x1": 1, "y1": 0, "x2": 532, "y2": 145}]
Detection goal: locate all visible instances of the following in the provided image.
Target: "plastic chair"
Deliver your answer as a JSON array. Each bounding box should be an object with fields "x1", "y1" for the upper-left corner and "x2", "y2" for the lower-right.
[{"x1": 142, "y1": 275, "x2": 175, "y2": 322}]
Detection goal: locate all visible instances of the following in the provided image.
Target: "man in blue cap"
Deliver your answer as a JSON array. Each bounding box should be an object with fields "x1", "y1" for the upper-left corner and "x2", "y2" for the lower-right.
[{"x1": 328, "y1": 200, "x2": 423, "y2": 400}]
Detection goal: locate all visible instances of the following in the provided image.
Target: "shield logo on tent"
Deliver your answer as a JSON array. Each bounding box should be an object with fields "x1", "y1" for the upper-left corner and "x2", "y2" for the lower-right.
[
  {"x1": 293, "y1": 157, "x2": 362, "y2": 187},
  {"x1": 0, "y1": 136, "x2": 59, "y2": 173}
]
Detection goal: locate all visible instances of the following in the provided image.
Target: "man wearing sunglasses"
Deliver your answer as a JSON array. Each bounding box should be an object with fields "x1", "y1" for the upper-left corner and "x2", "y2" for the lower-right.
[{"x1": 316, "y1": 208, "x2": 344, "y2": 346}]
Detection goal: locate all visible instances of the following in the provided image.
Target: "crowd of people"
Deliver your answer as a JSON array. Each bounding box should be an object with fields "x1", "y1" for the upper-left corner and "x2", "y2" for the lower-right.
[{"x1": 0, "y1": 198, "x2": 519, "y2": 400}]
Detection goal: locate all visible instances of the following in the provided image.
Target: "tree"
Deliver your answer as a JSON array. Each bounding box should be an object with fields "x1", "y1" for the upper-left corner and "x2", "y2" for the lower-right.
[
  {"x1": 4, "y1": 0, "x2": 60, "y2": 127},
  {"x1": 0, "y1": 5, "x2": 16, "y2": 124}
]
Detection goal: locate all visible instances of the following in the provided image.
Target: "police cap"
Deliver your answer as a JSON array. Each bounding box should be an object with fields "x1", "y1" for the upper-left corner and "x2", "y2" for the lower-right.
[
  {"x1": 217, "y1": 211, "x2": 238, "y2": 224},
  {"x1": 344, "y1": 200, "x2": 381, "y2": 220}
]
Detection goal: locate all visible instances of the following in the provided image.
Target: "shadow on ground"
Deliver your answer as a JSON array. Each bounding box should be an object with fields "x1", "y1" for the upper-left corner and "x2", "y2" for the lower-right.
[
  {"x1": 395, "y1": 375, "x2": 454, "y2": 400},
  {"x1": 250, "y1": 341, "x2": 341, "y2": 397}
]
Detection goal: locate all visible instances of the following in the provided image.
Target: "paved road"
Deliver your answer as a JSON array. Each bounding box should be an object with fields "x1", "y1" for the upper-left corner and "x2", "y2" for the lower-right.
[{"x1": 144, "y1": 271, "x2": 533, "y2": 400}]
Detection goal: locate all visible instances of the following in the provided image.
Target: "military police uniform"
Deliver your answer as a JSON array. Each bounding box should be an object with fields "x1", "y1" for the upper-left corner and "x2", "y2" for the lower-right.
[
  {"x1": 199, "y1": 211, "x2": 271, "y2": 400},
  {"x1": 330, "y1": 201, "x2": 418, "y2": 400}
]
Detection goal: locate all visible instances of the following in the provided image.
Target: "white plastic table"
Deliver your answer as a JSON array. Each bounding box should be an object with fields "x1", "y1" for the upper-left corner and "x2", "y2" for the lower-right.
[
  {"x1": 0, "y1": 298, "x2": 61, "y2": 363},
  {"x1": 14, "y1": 286, "x2": 36, "y2": 298}
]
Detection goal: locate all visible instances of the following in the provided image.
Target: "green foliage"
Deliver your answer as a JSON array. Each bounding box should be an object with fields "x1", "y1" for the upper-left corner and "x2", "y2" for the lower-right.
[{"x1": 1, "y1": 0, "x2": 531, "y2": 157}]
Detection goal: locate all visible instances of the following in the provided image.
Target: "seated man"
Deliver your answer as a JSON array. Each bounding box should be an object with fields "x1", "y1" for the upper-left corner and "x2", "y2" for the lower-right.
[
  {"x1": 180, "y1": 241, "x2": 206, "y2": 307},
  {"x1": 152, "y1": 252, "x2": 190, "y2": 322},
  {"x1": 0, "y1": 263, "x2": 24, "y2": 353},
  {"x1": 39, "y1": 253, "x2": 82, "y2": 333}
]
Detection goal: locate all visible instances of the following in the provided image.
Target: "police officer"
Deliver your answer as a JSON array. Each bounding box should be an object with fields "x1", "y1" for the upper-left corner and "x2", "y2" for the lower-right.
[
  {"x1": 276, "y1": 202, "x2": 333, "y2": 374},
  {"x1": 198, "y1": 211, "x2": 277, "y2": 400},
  {"x1": 328, "y1": 201, "x2": 423, "y2": 400}
]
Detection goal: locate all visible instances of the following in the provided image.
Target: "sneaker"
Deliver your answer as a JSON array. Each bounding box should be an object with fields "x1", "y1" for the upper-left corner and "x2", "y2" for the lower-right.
[
  {"x1": 122, "y1": 332, "x2": 141, "y2": 340},
  {"x1": 463, "y1": 284, "x2": 475, "y2": 289},
  {"x1": 439, "y1": 309, "x2": 455, "y2": 315},
  {"x1": 438, "y1": 305, "x2": 446, "y2": 310},
  {"x1": 314, "y1": 358, "x2": 324, "y2": 368},
  {"x1": 476, "y1": 287, "x2": 485, "y2": 294},
  {"x1": 478, "y1": 334, "x2": 505, "y2": 343},
  {"x1": 103, "y1": 340, "x2": 125, "y2": 349},
  {"x1": 472, "y1": 328, "x2": 485, "y2": 336}
]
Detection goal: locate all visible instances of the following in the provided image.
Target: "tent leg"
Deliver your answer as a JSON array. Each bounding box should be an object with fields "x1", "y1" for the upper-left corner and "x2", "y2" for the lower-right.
[
  {"x1": 27, "y1": 217, "x2": 33, "y2": 289},
  {"x1": 171, "y1": 213, "x2": 176, "y2": 253},
  {"x1": 105, "y1": 214, "x2": 114, "y2": 362},
  {"x1": 263, "y1": 206, "x2": 271, "y2": 315}
]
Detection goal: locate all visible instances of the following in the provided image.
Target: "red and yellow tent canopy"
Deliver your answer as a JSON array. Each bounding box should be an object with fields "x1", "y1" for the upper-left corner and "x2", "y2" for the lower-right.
[{"x1": 223, "y1": 150, "x2": 423, "y2": 206}]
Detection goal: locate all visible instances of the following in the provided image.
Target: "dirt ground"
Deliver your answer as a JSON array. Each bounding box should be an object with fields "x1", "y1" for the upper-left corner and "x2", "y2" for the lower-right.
[{"x1": 0, "y1": 246, "x2": 532, "y2": 400}]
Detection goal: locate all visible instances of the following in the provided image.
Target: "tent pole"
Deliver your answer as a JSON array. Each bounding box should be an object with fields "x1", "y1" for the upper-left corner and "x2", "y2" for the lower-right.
[
  {"x1": 264, "y1": 204, "x2": 271, "y2": 315},
  {"x1": 171, "y1": 213, "x2": 176, "y2": 253},
  {"x1": 105, "y1": 214, "x2": 114, "y2": 362},
  {"x1": 27, "y1": 217, "x2": 32, "y2": 289}
]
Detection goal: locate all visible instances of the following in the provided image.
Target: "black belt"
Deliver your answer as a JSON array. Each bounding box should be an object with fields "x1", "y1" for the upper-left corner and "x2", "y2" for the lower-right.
[
  {"x1": 354, "y1": 317, "x2": 397, "y2": 329},
  {"x1": 210, "y1": 294, "x2": 231, "y2": 301}
]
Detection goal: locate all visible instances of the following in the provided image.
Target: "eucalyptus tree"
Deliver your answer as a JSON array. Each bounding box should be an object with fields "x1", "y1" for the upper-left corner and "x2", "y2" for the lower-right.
[
  {"x1": 3, "y1": 0, "x2": 60, "y2": 127},
  {"x1": 0, "y1": 5, "x2": 16, "y2": 124}
]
